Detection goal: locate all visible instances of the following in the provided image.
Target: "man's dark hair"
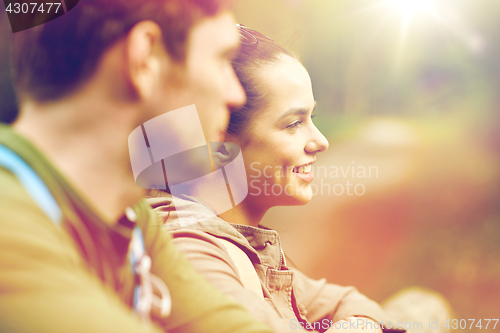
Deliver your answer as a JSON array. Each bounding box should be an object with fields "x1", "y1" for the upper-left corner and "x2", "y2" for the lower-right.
[{"x1": 12, "y1": 0, "x2": 232, "y2": 102}]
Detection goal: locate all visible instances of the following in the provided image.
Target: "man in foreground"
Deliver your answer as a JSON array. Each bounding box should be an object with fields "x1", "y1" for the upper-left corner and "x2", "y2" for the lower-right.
[{"x1": 0, "y1": 0, "x2": 273, "y2": 332}]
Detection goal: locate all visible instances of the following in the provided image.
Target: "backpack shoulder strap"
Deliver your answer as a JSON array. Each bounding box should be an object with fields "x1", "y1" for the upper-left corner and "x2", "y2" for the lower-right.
[
  {"x1": 0, "y1": 144, "x2": 62, "y2": 224},
  {"x1": 0, "y1": 145, "x2": 165, "y2": 318},
  {"x1": 218, "y1": 238, "x2": 264, "y2": 299}
]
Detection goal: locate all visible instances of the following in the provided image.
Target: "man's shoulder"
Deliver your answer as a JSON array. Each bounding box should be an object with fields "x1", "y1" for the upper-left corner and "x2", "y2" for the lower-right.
[
  {"x1": 0, "y1": 167, "x2": 81, "y2": 265},
  {"x1": 0, "y1": 167, "x2": 45, "y2": 219}
]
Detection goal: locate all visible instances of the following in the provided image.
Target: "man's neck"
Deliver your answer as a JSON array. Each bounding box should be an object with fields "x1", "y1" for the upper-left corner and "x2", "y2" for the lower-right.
[{"x1": 14, "y1": 95, "x2": 144, "y2": 224}]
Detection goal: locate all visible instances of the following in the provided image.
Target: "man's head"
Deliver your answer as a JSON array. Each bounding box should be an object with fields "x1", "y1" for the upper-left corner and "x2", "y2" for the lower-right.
[{"x1": 12, "y1": 0, "x2": 245, "y2": 143}]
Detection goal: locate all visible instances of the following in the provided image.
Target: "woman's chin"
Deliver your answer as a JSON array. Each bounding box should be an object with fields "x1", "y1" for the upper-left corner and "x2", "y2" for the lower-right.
[
  {"x1": 296, "y1": 191, "x2": 314, "y2": 205},
  {"x1": 280, "y1": 186, "x2": 313, "y2": 206}
]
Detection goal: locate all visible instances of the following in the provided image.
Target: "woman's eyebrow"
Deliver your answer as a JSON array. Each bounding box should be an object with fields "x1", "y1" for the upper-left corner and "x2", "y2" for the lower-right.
[{"x1": 277, "y1": 102, "x2": 317, "y2": 120}]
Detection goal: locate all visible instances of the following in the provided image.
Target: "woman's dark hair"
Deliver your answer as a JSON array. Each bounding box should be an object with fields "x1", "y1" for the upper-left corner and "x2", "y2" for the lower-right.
[{"x1": 228, "y1": 26, "x2": 297, "y2": 136}]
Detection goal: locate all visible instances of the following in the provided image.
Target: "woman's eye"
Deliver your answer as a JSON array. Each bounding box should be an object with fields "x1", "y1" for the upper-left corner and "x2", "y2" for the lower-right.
[
  {"x1": 286, "y1": 121, "x2": 303, "y2": 129},
  {"x1": 311, "y1": 114, "x2": 317, "y2": 119}
]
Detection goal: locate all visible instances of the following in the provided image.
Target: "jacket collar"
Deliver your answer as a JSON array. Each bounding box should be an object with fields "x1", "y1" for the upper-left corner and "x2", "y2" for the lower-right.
[{"x1": 148, "y1": 194, "x2": 284, "y2": 267}]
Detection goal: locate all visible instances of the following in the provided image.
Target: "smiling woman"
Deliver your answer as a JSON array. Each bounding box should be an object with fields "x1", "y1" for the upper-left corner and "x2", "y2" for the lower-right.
[
  {"x1": 226, "y1": 51, "x2": 328, "y2": 211},
  {"x1": 148, "y1": 25, "x2": 403, "y2": 333}
]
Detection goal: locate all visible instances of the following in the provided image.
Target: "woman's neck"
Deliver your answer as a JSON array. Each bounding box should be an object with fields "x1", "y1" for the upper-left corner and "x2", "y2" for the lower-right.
[{"x1": 218, "y1": 197, "x2": 268, "y2": 227}]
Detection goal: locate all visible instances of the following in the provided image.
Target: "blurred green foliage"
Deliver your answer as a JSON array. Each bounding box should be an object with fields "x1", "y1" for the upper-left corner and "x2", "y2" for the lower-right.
[{"x1": 235, "y1": 0, "x2": 500, "y2": 139}]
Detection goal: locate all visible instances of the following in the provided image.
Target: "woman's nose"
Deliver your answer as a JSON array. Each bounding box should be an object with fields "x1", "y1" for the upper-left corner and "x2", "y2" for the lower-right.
[{"x1": 305, "y1": 125, "x2": 329, "y2": 153}]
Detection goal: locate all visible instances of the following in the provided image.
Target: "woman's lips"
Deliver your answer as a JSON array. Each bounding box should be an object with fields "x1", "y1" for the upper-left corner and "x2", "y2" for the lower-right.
[{"x1": 292, "y1": 163, "x2": 314, "y2": 183}]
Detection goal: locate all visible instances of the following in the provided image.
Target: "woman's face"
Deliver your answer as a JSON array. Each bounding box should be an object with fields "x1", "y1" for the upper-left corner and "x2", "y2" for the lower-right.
[{"x1": 229, "y1": 56, "x2": 329, "y2": 207}]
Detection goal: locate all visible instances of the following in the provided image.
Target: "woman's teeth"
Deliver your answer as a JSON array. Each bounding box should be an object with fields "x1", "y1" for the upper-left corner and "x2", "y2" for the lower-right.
[{"x1": 293, "y1": 164, "x2": 312, "y2": 174}]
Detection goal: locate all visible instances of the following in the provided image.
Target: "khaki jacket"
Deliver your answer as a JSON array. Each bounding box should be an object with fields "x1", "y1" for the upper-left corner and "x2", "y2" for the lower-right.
[
  {"x1": 0, "y1": 125, "x2": 273, "y2": 333},
  {"x1": 149, "y1": 194, "x2": 403, "y2": 333}
]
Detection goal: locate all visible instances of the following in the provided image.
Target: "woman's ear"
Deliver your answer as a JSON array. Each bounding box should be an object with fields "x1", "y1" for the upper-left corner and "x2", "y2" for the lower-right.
[
  {"x1": 211, "y1": 142, "x2": 241, "y2": 170},
  {"x1": 125, "y1": 21, "x2": 168, "y2": 100}
]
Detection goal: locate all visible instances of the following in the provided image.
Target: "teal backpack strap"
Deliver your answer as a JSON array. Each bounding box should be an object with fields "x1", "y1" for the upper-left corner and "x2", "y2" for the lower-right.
[
  {"x1": 0, "y1": 144, "x2": 62, "y2": 225},
  {"x1": 0, "y1": 144, "x2": 170, "y2": 318}
]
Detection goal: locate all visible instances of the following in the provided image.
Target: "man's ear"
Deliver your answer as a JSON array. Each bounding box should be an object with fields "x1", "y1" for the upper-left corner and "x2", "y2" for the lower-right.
[
  {"x1": 125, "y1": 21, "x2": 167, "y2": 100},
  {"x1": 211, "y1": 142, "x2": 241, "y2": 170}
]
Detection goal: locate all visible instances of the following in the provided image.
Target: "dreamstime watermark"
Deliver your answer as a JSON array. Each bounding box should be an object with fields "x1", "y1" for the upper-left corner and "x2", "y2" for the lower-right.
[
  {"x1": 248, "y1": 161, "x2": 379, "y2": 197},
  {"x1": 129, "y1": 105, "x2": 250, "y2": 228}
]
